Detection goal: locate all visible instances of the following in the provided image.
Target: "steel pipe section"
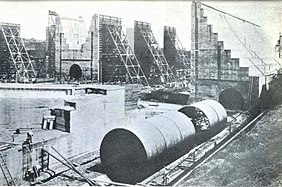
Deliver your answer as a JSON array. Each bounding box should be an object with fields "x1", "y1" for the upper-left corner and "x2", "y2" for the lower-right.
[
  {"x1": 179, "y1": 99, "x2": 227, "y2": 128},
  {"x1": 100, "y1": 111, "x2": 195, "y2": 184},
  {"x1": 201, "y1": 99, "x2": 227, "y2": 123},
  {"x1": 100, "y1": 100, "x2": 227, "y2": 184}
]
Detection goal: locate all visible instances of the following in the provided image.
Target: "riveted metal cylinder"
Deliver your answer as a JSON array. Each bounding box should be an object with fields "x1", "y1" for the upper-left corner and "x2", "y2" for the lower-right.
[
  {"x1": 100, "y1": 100, "x2": 227, "y2": 184},
  {"x1": 100, "y1": 111, "x2": 195, "y2": 184},
  {"x1": 179, "y1": 99, "x2": 227, "y2": 128}
]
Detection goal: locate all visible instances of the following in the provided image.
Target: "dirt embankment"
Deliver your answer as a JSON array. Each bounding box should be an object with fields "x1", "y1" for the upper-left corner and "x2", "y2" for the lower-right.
[{"x1": 182, "y1": 105, "x2": 282, "y2": 186}]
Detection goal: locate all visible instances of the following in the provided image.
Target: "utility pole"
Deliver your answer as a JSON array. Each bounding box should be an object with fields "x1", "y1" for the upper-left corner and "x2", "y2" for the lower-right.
[
  {"x1": 277, "y1": 33, "x2": 282, "y2": 58},
  {"x1": 191, "y1": 1, "x2": 199, "y2": 100},
  {"x1": 90, "y1": 31, "x2": 94, "y2": 82},
  {"x1": 59, "y1": 33, "x2": 63, "y2": 84},
  {"x1": 99, "y1": 59, "x2": 102, "y2": 84}
]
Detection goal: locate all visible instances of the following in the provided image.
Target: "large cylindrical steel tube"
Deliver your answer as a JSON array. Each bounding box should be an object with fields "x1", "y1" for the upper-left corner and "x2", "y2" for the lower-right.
[
  {"x1": 178, "y1": 100, "x2": 227, "y2": 145},
  {"x1": 179, "y1": 99, "x2": 227, "y2": 128},
  {"x1": 201, "y1": 99, "x2": 227, "y2": 123},
  {"x1": 100, "y1": 111, "x2": 195, "y2": 184},
  {"x1": 100, "y1": 100, "x2": 227, "y2": 184}
]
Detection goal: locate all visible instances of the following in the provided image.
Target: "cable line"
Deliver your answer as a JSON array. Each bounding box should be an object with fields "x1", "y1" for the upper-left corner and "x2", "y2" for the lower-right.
[
  {"x1": 199, "y1": 2, "x2": 261, "y2": 28},
  {"x1": 223, "y1": 15, "x2": 266, "y2": 66}
]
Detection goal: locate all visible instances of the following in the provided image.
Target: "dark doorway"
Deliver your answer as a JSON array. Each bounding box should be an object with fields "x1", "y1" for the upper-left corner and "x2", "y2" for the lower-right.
[
  {"x1": 219, "y1": 88, "x2": 244, "y2": 110},
  {"x1": 69, "y1": 64, "x2": 82, "y2": 80}
]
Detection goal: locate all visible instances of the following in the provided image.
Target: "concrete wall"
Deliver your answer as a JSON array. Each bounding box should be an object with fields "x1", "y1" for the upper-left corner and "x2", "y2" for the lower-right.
[
  {"x1": 0, "y1": 83, "x2": 73, "y2": 128},
  {"x1": 163, "y1": 26, "x2": 177, "y2": 75},
  {"x1": 191, "y1": 2, "x2": 259, "y2": 105},
  {"x1": 53, "y1": 16, "x2": 93, "y2": 80},
  {"x1": 163, "y1": 26, "x2": 191, "y2": 80},
  {"x1": 193, "y1": 77, "x2": 259, "y2": 106},
  {"x1": 58, "y1": 17, "x2": 87, "y2": 50},
  {"x1": 90, "y1": 14, "x2": 100, "y2": 76},
  {"x1": 0, "y1": 84, "x2": 125, "y2": 184},
  {"x1": 91, "y1": 14, "x2": 127, "y2": 83},
  {"x1": 0, "y1": 97, "x2": 64, "y2": 129}
]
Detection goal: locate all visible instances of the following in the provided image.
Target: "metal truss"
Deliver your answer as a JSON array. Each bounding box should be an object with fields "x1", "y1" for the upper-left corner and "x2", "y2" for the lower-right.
[
  {"x1": 164, "y1": 26, "x2": 191, "y2": 78},
  {"x1": 1, "y1": 23, "x2": 36, "y2": 82},
  {"x1": 139, "y1": 28, "x2": 176, "y2": 83},
  {"x1": 106, "y1": 25, "x2": 149, "y2": 86}
]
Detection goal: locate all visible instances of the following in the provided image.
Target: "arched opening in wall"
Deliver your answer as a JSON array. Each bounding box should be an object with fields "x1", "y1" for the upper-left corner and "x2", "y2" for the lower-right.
[
  {"x1": 219, "y1": 88, "x2": 244, "y2": 110},
  {"x1": 69, "y1": 64, "x2": 82, "y2": 80}
]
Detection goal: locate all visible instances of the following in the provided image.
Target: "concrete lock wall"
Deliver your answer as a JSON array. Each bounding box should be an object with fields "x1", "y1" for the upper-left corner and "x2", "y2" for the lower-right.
[
  {"x1": 69, "y1": 86, "x2": 125, "y2": 148},
  {"x1": 0, "y1": 97, "x2": 64, "y2": 129},
  {"x1": 0, "y1": 84, "x2": 125, "y2": 184},
  {"x1": 61, "y1": 62, "x2": 91, "y2": 79},
  {"x1": 193, "y1": 78, "x2": 259, "y2": 109},
  {"x1": 54, "y1": 16, "x2": 94, "y2": 80},
  {"x1": 190, "y1": 1, "x2": 259, "y2": 106}
]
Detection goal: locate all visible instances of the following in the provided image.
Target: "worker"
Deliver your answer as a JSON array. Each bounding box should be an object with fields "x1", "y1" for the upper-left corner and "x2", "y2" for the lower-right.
[{"x1": 27, "y1": 131, "x2": 33, "y2": 143}]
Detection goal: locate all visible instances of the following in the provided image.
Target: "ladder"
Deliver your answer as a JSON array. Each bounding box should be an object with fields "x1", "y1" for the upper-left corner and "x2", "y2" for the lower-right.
[
  {"x1": 139, "y1": 28, "x2": 176, "y2": 83},
  {"x1": 22, "y1": 142, "x2": 32, "y2": 179},
  {"x1": 0, "y1": 152, "x2": 15, "y2": 186},
  {"x1": 107, "y1": 25, "x2": 149, "y2": 86},
  {"x1": 1, "y1": 23, "x2": 36, "y2": 83}
]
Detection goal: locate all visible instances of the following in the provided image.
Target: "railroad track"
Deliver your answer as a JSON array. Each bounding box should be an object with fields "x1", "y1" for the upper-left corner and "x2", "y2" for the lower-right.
[{"x1": 139, "y1": 111, "x2": 266, "y2": 186}]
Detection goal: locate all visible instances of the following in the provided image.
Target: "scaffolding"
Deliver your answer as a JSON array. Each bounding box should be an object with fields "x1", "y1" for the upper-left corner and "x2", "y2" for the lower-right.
[
  {"x1": 107, "y1": 25, "x2": 149, "y2": 86},
  {"x1": 98, "y1": 15, "x2": 149, "y2": 85},
  {"x1": 164, "y1": 26, "x2": 191, "y2": 80},
  {"x1": 0, "y1": 23, "x2": 36, "y2": 83},
  {"x1": 134, "y1": 21, "x2": 175, "y2": 85}
]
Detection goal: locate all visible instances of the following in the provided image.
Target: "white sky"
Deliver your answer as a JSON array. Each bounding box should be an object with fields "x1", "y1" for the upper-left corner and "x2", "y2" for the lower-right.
[{"x1": 0, "y1": 1, "x2": 281, "y2": 76}]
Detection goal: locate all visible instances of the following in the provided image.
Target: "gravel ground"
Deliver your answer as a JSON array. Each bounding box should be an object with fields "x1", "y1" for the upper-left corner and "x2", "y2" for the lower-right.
[{"x1": 181, "y1": 105, "x2": 282, "y2": 186}]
